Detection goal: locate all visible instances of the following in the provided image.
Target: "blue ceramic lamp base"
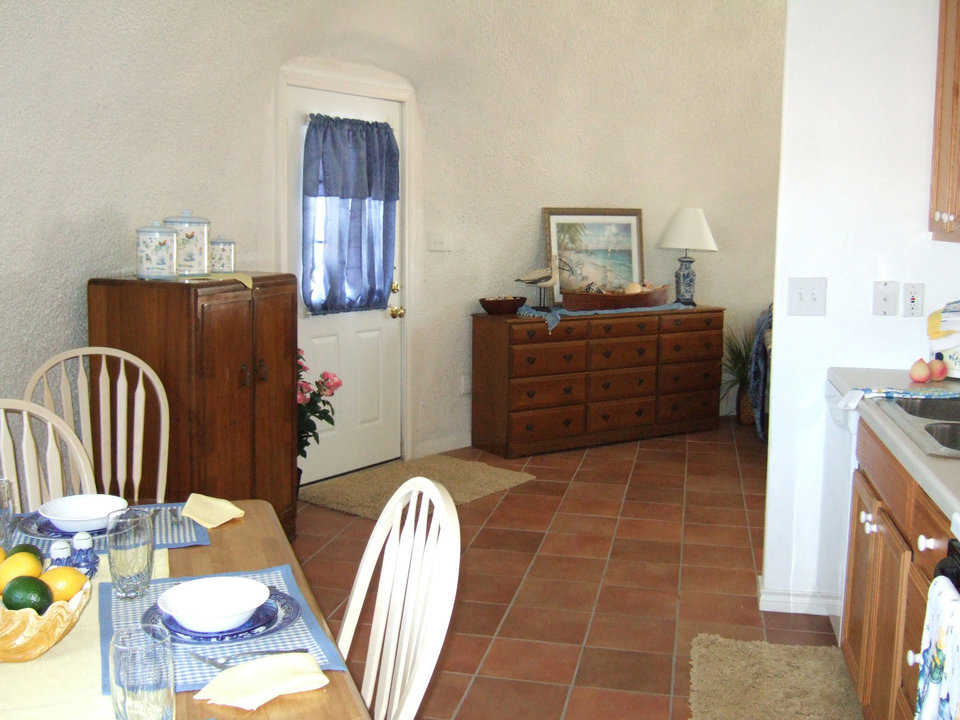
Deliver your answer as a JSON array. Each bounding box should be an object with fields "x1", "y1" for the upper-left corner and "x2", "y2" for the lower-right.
[{"x1": 674, "y1": 254, "x2": 697, "y2": 306}]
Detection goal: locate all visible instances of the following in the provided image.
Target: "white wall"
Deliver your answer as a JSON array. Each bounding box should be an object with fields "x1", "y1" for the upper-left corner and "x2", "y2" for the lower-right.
[
  {"x1": 0, "y1": 1, "x2": 785, "y2": 457},
  {"x1": 764, "y1": 0, "x2": 959, "y2": 611}
]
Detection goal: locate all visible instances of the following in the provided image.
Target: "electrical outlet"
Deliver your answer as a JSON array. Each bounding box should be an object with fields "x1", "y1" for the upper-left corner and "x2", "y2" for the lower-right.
[
  {"x1": 903, "y1": 283, "x2": 924, "y2": 317},
  {"x1": 787, "y1": 277, "x2": 827, "y2": 316},
  {"x1": 873, "y1": 281, "x2": 899, "y2": 316}
]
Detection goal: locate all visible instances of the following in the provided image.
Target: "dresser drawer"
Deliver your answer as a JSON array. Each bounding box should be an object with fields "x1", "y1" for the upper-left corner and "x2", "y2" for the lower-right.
[
  {"x1": 510, "y1": 321, "x2": 587, "y2": 344},
  {"x1": 589, "y1": 337, "x2": 658, "y2": 370},
  {"x1": 656, "y1": 390, "x2": 720, "y2": 423},
  {"x1": 510, "y1": 342, "x2": 587, "y2": 377},
  {"x1": 658, "y1": 360, "x2": 722, "y2": 394},
  {"x1": 589, "y1": 367, "x2": 656, "y2": 400},
  {"x1": 659, "y1": 331, "x2": 722, "y2": 363},
  {"x1": 588, "y1": 316, "x2": 658, "y2": 338},
  {"x1": 910, "y1": 486, "x2": 951, "y2": 582},
  {"x1": 509, "y1": 375, "x2": 586, "y2": 410},
  {"x1": 588, "y1": 398, "x2": 655, "y2": 432},
  {"x1": 510, "y1": 406, "x2": 586, "y2": 442},
  {"x1": 660, "y1": 312, "x2": 724, "y2": 333}
]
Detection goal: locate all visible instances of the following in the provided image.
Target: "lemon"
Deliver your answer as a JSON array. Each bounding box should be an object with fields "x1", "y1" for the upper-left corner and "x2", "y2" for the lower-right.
[
  {"x1": 0, "y1": 547, "x2": 6, "y2": 564},
  {"x1": 9, "y1": 543, "x2": 43, "y2": 563},
  {"x1": 39, "y1": 566, "x2": 87, "y2": 603},
  {"x1": 0, "y1": 551, "x2": 44, "y2": 593},
  {"x1": 3, "y1": 576, "x2": 53, "y2": 615}
]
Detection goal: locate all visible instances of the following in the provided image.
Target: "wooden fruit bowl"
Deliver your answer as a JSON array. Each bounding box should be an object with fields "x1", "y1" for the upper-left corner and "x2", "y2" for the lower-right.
[{"x1": 0, "y1": 581, "x2": 91, "y2": 662}]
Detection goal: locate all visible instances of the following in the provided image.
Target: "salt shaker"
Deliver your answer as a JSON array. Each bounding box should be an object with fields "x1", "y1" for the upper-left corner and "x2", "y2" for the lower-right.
[
  {"x1": 49, "y1": 539, "x2": 73, "y2": 568},
  {"x1": 71, "y1": 531, "x2": 99, "y2": 578}
]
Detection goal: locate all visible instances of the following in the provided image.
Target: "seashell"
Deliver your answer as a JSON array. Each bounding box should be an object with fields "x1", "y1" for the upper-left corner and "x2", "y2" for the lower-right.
[{"x1": 0, "y1": 581, "x2": 91, "y2": 662}]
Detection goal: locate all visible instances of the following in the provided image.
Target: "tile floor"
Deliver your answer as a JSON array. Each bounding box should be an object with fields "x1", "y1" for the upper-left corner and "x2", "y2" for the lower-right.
[{"x1": 293, "y1": 419, "x2": 836, "y2": 720}]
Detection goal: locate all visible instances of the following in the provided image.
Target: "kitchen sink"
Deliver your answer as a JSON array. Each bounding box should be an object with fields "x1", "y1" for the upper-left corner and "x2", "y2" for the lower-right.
[
  {"x1": 894, "y1": 397, "x2": 960, "y2": 422},
  {"x1": 926, "y1": 422, "x2": 960, "y2": 451}
]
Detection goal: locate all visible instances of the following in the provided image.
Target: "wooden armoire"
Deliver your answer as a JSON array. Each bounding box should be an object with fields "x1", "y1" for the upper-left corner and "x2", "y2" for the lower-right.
[{"x1": 87, "y1": 273, "x2": 298, "y2": 538}]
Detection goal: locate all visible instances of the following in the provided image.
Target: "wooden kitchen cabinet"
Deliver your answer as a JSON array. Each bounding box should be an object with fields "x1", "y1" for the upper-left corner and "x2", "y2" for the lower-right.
[
  {"x1": 87, "y1": 274, "x2": 298, "y2": 538},
  {"x1": 841, "y1": 422, "x2": 954, "y2": 719},
  {"x1": 472, "y1": 306, "x2": 723, "y2": 458},
  {"x1": 930, "y1": 0, "x2": 960, "y2": 240}
]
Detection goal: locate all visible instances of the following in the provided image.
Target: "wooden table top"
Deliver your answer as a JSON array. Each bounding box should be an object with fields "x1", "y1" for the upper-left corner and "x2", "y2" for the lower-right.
[{"x1": 171, "y1": 499, "x2": 370, "y2": 720}]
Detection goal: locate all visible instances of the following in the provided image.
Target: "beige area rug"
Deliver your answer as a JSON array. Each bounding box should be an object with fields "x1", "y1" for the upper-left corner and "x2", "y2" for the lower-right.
[
  {"x1": 690, "y1": 634, "x2": 862, "y2": 719},
  {"x1": 298, "y1": 454, "x2": 533, "y2": 519}
]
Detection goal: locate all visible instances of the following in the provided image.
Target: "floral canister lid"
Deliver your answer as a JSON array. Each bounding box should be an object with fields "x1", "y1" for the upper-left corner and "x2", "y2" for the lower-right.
[
  {"x1": 163, "y1": 209, "x2": 210, "y2": 226},
  {"x1": 136, "y1": 221, "x2": 177, "y2": 237}
]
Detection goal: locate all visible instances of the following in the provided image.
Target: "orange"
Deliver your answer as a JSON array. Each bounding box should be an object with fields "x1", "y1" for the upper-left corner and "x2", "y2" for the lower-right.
[{"x1": 39, "y1": 566, "x2": 88, "y2": 603}]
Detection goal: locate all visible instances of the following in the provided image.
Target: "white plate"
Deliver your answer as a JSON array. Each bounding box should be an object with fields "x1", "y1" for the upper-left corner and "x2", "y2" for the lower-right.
[
  {"x1": 38, "y1": 494, "x2": 128, "y2": 532},
  {"x1": 158, "y1": 576, "x2": 270, "y2": 634}
]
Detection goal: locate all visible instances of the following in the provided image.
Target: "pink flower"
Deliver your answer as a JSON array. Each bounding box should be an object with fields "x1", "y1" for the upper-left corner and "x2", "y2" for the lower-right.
[
  {"x1": 297, "y1": 358, "x2": 308, "y2": 370},
  {"x1": 298, "y1": 380, "x2": 313, "y2": 395},
  {"x1": 296, "y1": 390, "x2": 307, "y2": 405},
  {"x1": 321, "y1": 371, "x2": 343, "y2": 394}
]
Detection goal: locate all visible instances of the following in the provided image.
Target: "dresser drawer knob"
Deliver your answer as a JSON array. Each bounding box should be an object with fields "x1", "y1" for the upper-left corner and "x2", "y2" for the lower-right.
[
  {"x1": 673, "y1": 376, "x2": 680, "y2": 383},
  {"x1": 907, "y1": 650, "x2": 921, "y2": 667},
  {"x1": 704, "y1": 342, "x2": 712, "y2": 349},
  {"x1": 603, "y1": 324, "x2": 612, "y2": 333},
  {"x1": 602, "y1": 350, "x2": 612, "y2": 359},
  {"x1": 562, "y1": 386, "x2": 573, "y2": 394},
  {"x1": 636, "y1": 348, "x2": 645, "y2": 356},
  {"x1": 864, "y1": 522, "x2": 878, "y2": 535},
  {"x1": 703, "y1": 372, "x2": 711, "y2": 379},
  {"x1": 527, "y1": 329, "x2": 536, "y2": 339},
  {"x1": 705, "y1": 318, "x2": 713, "y2": 326},
  {"x1": 526, "y1": 390, "x2": 536, "y2": 399},
  {"x1": 562, "y1": 353, "x2": 574, "y2": 362},
  {"x1": 637, "y1": 378, "x2": 644, "y2": 385},
  {"x1": 634, "y1": 408, "x2": 644, "y2": 417},
  {"x1": 671, "y1": 403, "x2": 679, "y2": 411},
  {"x1": 673, "y1": 319, "x2": 682, "y2": 326},
  {"x1": 674, "y1": 344, "x2": 681, "y2": 352},
  {"x1": 565, "y1": 326, "x2": 574, "y2": 335},
  {"x1": 636, "y1": 323, "x2": 646, "y2": 330},
  {"x1": 525, "y1": 423, "x2": 534, "y2": 431},
  {"x1": 601, "y1": 381, "x2": 611, "y2": 390},
  {"x1": 562, "y1": 418, "x2": 572, "y2": 427},
  {"x1": 601, "y1": 413, "x2": 611, "y2": 421}
]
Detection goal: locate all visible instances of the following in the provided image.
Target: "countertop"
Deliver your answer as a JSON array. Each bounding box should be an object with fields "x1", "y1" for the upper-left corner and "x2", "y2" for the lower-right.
[{"x1": 828, "y1": 367, "x2": 960, "y2": 523}]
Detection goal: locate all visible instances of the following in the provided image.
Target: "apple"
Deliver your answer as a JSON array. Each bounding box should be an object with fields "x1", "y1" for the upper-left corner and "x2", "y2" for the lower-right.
[
  {"x1": 930, "y1": 358, "x2": 949, "y2": 381},
  {"x1": 909, "y1": 358, "x2": 931, "y2": 383}
]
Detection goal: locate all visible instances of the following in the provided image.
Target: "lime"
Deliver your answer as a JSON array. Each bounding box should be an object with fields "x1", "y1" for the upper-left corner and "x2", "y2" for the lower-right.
[
  {"x1": 2, "y1": 576, "x2": 53, "y2": 614},
  {"x1": 39, "y1": 566, "x2": 87, "y2": 603},
  {"x1": 9, "y1": 543, "x2": 44, "y2": 563},
  {"x1": 0, "y1": 551, "x2": 43, "y2": 592}
]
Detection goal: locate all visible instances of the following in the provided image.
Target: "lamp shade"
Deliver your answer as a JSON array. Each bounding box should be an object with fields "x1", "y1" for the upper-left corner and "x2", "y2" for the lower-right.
[{"x1": 658, "y1": 208, "x2": 718, "y2": 252}]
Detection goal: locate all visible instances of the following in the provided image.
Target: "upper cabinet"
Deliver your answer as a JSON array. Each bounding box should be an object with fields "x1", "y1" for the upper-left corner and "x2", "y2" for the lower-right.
[{"x1": 930, "y1": 0, "x2": 960, "y2": 240}]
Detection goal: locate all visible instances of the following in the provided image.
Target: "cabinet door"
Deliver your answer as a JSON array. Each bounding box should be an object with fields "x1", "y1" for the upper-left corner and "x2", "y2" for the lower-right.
[
  {"x1": 252, "y1": 284, "x2": 297, "y2": 528},
  {"x1": 841, "y1": 470, "x2": 881, "y2": 702},
  {"x1": 930, "y1": 0, "x2": 960, "y2": 236},
  {"x1": 865, "y1": 508, "x2": 910, "y2": 720},
  {"x1": 198, "y1": 293, "x2": 254, "y2": 499},
  {"x1": 898, "y1": 563, "x2": 928, "y2": 718}
]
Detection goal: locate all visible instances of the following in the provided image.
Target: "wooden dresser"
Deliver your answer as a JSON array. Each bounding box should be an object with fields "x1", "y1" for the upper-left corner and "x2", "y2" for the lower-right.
[
  {"x1": 472, "y1": 306, "x2": 724, "y2": 457},
  {"x1": 87, "y1": 273, "x2": 298, "y2": 538}
]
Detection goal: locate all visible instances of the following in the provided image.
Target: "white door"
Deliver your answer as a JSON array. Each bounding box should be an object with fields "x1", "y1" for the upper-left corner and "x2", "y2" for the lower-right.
[{"x1": 283, "y1": 84, "x2": 404, "y2": 482}]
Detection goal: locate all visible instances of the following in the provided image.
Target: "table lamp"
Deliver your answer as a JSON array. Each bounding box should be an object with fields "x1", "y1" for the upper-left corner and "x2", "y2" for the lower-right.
[{"x1": 658, "y1": 208, "x2": 718, "y2": 306}]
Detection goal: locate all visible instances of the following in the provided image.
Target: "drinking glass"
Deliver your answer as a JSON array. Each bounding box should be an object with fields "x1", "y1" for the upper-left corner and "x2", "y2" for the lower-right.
[
  {"x1": 0, "y1": 477, "x2": 14, "y2": 549},
  {"x1": 110, "y1": 623, "x2": 174, "y2": 720},
  {"x1": 107, "y1": 508, "x2": 154, "y2": 599}
]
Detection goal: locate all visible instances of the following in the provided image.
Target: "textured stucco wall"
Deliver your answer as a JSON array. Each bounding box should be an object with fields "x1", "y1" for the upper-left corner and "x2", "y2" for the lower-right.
[{"x1": 0, "y1": 0, "x2": 784, "y2": 455}]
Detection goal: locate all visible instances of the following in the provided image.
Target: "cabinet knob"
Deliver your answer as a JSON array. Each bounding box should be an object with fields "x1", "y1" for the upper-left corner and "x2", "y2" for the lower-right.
[
  {"x1": 602, "y1": 350, "x2": 612, "y2": 359},
  {"x1": 636, "y1": 323, "x2": 646, "y2": 330},
  {"x1": 527, "y1": 329, "x2": 536, "y2": 339},
  {"x1": 526, "y1": 356, "x2": 536, "y2": 365},
  {"x1": 674, "y1": 344, "x2": 681, "y2": 352},
  {"x1": 705, "y1": 318, "x2": 713, "y2": 326},
  {"x1": 917, "y1": 534, "x2": 938, "y2": 552},
  {"x1": 562, "y1": 353, "x2": 574, "y2": 362},
  {"x1": 601, "y1": 381, "x2": 611, "y2": 390},
  {"x1": 636, "y1": 378, "x2": 644, "y2": 385},
  {"x1": 634, "y1": 408, "x2": 644, "y2": 417},
  {"x1": 603, "y1": 324, "x2": 612, "y2": 333},
  {"x1": 906, "y1": 649, "x2": 921, "y2": 667},
  {"x1": 526, "y1": 390, "x2": 536, "y2": 399},
  {"x1": 935, "y1": 210, "x2": 942, "y2": 221},
  {"x1": 636, "y1": 348, "x2": 645, "y2": 356},
  {"x1": 525, "y1": 423, "x2": 533, "y2": 431},
  {"x1": 673, "y1": 319, "x2": 682, "y2": 326},
  {"x1": 864, "y1": 522, "x2": 878, "y2": 535},
  {"x1": 565, "y1": 326, "x2": 574, "y2": 335},
  {"x1": 562, "y1": 386, "x2": 573, "y2": 394},
  {"x1": 601, "y1": 413, "x2": 611, "y2": 421},
  {"x1": 859, "y1": 510, "x2": 873, "y2": 524},
  {"x1": 562, "y1": 418, "x2": 572, "y2": 427}
]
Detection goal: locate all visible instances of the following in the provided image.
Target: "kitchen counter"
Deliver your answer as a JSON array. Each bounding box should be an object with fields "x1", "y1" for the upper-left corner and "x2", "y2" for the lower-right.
[{"x1": 828, "y1": 367, "x2": 960, "y2": 524}]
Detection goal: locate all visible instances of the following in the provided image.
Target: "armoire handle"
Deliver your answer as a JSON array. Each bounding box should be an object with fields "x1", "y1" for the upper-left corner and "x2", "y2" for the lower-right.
[
  {"x1": 257, "y1": 358, "x2": 267, "y2": 381},
  {"x1": 239, "y1": 363, "x2": 251, "y2": 387}
]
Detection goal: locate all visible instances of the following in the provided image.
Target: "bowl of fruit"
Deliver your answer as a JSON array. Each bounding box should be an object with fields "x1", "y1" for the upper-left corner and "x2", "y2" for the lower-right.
[{"x1": 0, "y1": 544, "x2": 91, "y2": 662}]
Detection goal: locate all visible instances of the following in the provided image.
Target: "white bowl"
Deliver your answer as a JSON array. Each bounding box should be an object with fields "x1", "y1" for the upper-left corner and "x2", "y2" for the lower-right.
[
  {"x1": 38, "y1": 494, "x2": 128, "y2": 532},
  {"x1": 158, "y1": 577, "x2": 270, "y2": 633}
]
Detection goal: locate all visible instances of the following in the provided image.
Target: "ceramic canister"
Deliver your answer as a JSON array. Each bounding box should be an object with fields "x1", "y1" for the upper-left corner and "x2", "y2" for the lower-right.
[
  {"x1": 136, "y1": 222, "x2": 178, "y2": 279},
  {"x1": 163, "y1": 209, "x2": 210, "y2": 276},
  {"x1": 209, "y1": 236, "x2": 236, "y2": 273}
]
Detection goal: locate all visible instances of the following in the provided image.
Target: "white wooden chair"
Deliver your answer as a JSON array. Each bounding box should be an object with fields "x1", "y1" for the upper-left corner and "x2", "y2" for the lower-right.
[
  {"x1": 0, "y1": 399, "x2": 96, "y2": 513},
  {"x1": 337, "y1": 476, "x2": 460, "y2": 720},
  {"x1": 24, "y1": 347, "x2": 169, "y2": 503}
]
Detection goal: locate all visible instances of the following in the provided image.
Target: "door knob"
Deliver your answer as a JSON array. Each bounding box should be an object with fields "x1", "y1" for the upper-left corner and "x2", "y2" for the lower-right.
[
  {"x1": 391, "y1": 280, "x2": 400, "y2": 293},
  {"x1": 389, "y1": 306, "x2": 406, "y2": 318}
]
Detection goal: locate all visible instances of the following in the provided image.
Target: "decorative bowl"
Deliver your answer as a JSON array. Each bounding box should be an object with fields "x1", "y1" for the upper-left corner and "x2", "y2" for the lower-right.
[
  {"x1": 39, "y1": 494, "x2": 128, "y2": 532},
  {"x1": 561, "y1": 284, "x2": 669, "y2": 311},
  {"x1": 0, "y1": 580, "x2": 92, "y2": 662},
  {"x1": 158, "y1": 577, "x2": 270, "y2": 633},
  {"x1": 479, "y1": 296, "x2": 526, "y2": 315}
]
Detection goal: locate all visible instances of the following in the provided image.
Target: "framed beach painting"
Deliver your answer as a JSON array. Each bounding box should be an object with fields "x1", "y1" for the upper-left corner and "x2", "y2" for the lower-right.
[{"x1": 543, "y1": 207, "x2": 643, "y2": 299}]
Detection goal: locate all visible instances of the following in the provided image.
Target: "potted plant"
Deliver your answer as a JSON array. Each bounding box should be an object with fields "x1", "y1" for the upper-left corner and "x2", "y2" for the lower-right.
[
  {"x1": 720, "y1": 327, "x2": 755, "y2": 425},
  {"x1": 297, "y1": 348, "x2": 342, "y2": 459}
]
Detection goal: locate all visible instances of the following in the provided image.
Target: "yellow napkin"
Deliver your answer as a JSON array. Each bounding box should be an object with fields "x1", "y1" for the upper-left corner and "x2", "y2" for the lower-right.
[
  {"x1": 929, "y1": 310, "x2": 958, "y2": 339},
  {"x1": 193, "y1": 652, "x2": 330, "y2": 710},
  {"x1": 181, "y1": 493, "x2": 245, "y2": 529}
]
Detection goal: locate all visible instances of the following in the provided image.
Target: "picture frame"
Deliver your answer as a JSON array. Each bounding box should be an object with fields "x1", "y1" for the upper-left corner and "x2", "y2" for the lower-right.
[{"x1": 543, "y1": 207, "x2": 643, "y2": 300}]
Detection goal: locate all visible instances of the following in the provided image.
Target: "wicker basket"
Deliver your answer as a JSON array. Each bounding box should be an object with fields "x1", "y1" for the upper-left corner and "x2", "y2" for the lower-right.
[
  {"x1": 0, "y1": 580, "x2": 92, "y2": 662},
  {"x1": 561, "y1": 284, "x2": 669, "y2": 311}
]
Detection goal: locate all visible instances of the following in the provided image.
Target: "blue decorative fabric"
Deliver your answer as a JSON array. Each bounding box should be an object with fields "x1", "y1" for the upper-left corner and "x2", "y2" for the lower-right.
[
  {"x1": 302, "y1": 114, "x2": 399, "y2": 314},
  {"x1": 748, "y1": 305, "x2": 772, "y2": 440},
  {"x1": 517, "y1": 302, "x2": 687, "y2": 332}
]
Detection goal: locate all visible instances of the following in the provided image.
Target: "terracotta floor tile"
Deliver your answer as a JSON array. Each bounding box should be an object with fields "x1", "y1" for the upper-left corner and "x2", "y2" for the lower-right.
[
  {"x1": 318, "y1": 535, "x2": 369, "y2": 562},
  {"x1": 292, "y1": 533, "x2": 327, "y2": 562},
  {"x1": 302, "y1": 557, "x2": 359, "y2": 590},
  {"x1": 686, "y1": 427, "x2": 733, "y2": 442},
  {"x1": 497, "y1": 493, "x2": 563, "y2": 513},
  {"x1": 460, "y1": 547, "x2": 534, "y2": 577},
  {"x1": 597, "y1": 583, "x2": 677, "y2": 618},
  {"x1": 417, "y1": 671, "x2": 470, "y2": 719},
  {"x1": 627, "y1": 471, "x2": 684, "y2": 488},
  {"x1": 528, "y1": 554, "x2": 607, "y2": 583},
  {"x1": 528, "y1": 467, "x2": 578, "y2": 482},
  {"x1": 684, "y1": 490, "x2": 743, "y2": 508},
  {"x1": 435, "y1": 633, "x2": 492, "y2": 673},
  {"x1": 604, "y1": 559, "x2": 680, "y2": 591},
  {"x1": 611, "y1": 538, "x2": 682, "y2": 564},
  {"x1": 675, "y1": 619, "x2": 763, "y2": 655},
  {"x1": 682, "y1": 545, "x2": 754, "y2": 570},
  {"x1": 485, "y1": 506, "x2": 556, "y2": 531},
  {"x1": 296, "y1": 503, "x2": 355, "y2": 535},
  {"x1": 685, "y1": 475, "x2": 742, "y2": 493},
  {"x1": 674, "y1": 654, "x2": 691, "y2": 695},
  {"x1": 575, "y1": 466, "x2": 633, "y2": 484},
  {"x1": 514, "y1": 577, "x2": 599, "y2": 612},
  {"x1": 499, "y1": 605, "x2": 592, "y2": 644},
  {"x1": 672, "y1": 695, "x2": 692, "y2": 719},
  {"x1": 624, "y1": 485, "x2": 683, "y2": 504},
  {"x1": 525, "y1": 449, "x2": 586, "y2": 469},
  {"x1": 585, "y1": 441, "x2": 638, "y2": 459},
  {"x1": 339, "y1": 517, "x2": 376, "y2": 539},
  {"x1": 450, "y1": 601, "x2": 507, "y2": 635},
  {"x1": 456, "y1": 677, "x2": 568, "y2": 720},
  {"x1": 566, "y1": 480, "x2": 626, "y2": 500},
  {"x1": 576, "y1": 647, "x2": 673, "y2": 693},
  {"x1": 457, "y1": 573, "x2": 524, "y2": 604},
  {"x1": 633, "y1": 448, "x2": 686, "y2": 463},
  {"x1": 678, "y1": 591, "x2": 761, "y2": 627},
  {"x1": 540, "y1": 532, "x2": 612, "y2": 558},
  {"x1": 621, "y1": 500, "x2": 683, "y2": 521},
  {"x1": 460, "y1": 524, "x2": 482, "y2": 547},
  {"x1": 632, "y1": 459, "x2": 685, "y2": 475},
  {"x1": 617, "y1": 517, "x2": 684, "y2": 543},
  {"x1": 588, "y1": 612, "x2": 675, "y2": 653},
  {"x1": 765, "y1": 628, "x2": 839, "y2": 646},
  {"x1": 762, "y1": 611, "x2": 834, "y2": 633},
  {"x1": 558, "y1": 496, "x2": 623, "y2": 517},
  {"x1": 683, "y1": 523, "x2": 751, "y2": 547},
  {"x1": 471, "y1": 528, "x2": 545, "y2": 553},
  {"x1": 308, "y1": 585, "x2": 348, "y2": 617},
  {"x1": 549, "y1": 513, "x2": 617, "y2": 536},
  {"x1": 479, "y1": 637, "x2": 580, "y2": 683},
  {"x1": 683, "y1": 505, "x2": 747, "y2": 526},
  {"x1": 508, "y1": 479, "x2": 568, "y2": 496},
  {"x1": 682, "y1": 565, "x2": 758, "y2": 596},
  {"x1": 565, "y1": 687, "x2": 671, "y2": 720},
  {"x1": 686, "y1": 440, "x2": 737, "y2": 455},
  {"x1": 637, "y1": 436, "x2": 687, "y2": 450}
]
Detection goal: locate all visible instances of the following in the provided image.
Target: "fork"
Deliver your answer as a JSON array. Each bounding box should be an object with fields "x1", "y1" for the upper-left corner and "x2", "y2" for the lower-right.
[{"x1": 190, "y1": 647, "x2": 310, "y2": 670}]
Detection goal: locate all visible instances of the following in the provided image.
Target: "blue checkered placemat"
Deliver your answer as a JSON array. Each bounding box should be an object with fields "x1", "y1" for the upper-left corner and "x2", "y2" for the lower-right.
[
  {"x1": 11, "y1": 503, "x2": 209, "y2": 555},
  {"x1": 98, "y1": 564, "x2": 347, "y2": 693}
]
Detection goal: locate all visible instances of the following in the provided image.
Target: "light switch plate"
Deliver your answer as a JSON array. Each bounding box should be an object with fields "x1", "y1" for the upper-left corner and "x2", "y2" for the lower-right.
[
  {"x1": 903, "y1": 282, "x2": 924, "y2": 317},
  {"x1": 787, "y1": 277, "x2": 827, "y2": 316},
  {"x1": 873, "y1": 281, "x2": 899, "y2": 316}
]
